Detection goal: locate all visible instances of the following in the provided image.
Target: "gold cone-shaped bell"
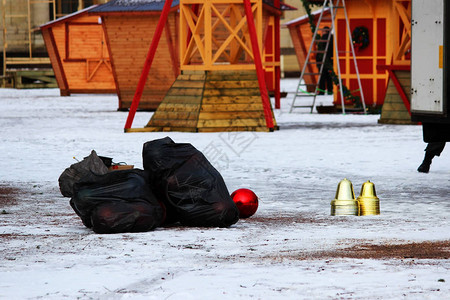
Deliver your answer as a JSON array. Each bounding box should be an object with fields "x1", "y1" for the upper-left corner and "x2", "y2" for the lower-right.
[
  {"x1": 331, "y1": 178, "x2": 359, "y2": 216},
  {"x1": 357, "y1": 180, "x2": 380, "y2": 216}
]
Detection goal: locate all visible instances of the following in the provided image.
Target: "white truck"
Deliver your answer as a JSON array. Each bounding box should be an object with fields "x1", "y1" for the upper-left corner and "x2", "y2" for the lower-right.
[{"x1": 411, "y1": 0, "x2": 450, "y2": 142}]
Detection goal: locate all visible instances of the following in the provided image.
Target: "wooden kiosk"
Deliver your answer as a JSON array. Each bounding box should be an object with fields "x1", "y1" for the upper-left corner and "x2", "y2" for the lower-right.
[
  {"x1": 90, "y1": 0, "x2": 291, "y2": 111},
  {"x1": 90, "y1": 0, "x2": 180, "y2": 110},
  {"x1": 40, "y1": 6, "x2": 116, "y2": 96},
  {"x1": 377, "y1": 0, "x2": 415, "y2": 124},
  {"x1": 124, "y1": 0, "x2": 290, "y2": 132},
  {"x1": 286, "y1": 0, "x2": 412, "y2": 109}
]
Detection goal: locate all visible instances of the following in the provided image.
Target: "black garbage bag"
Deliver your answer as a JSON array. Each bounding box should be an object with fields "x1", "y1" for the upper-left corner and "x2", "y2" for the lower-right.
[
  {"x1": 70, "y1": 169, "x2": 165, "y2": 233},
  {"x1": 142, "y1": 137, "x2": 239, "y2": 227},
  {"x1": 58, "y1": 150, "x2": 108, "y2": 197}
]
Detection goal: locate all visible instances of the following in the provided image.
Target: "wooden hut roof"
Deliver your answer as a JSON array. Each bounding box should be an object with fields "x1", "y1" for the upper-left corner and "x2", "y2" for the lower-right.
[
  {"x1": 263, "y1": 0, "x2": 297, "y2": 11},
  {"x1": 40, "y1": 5, "x2": 99, "y2": 29},
  {"x1": 90, "y1": 0, "x2": 180, "y2": 13},
  {"x1": 91, "y1": 0, "x2": 295, "y2": 14},
  {"x1": 283, "y1": 7, "x2": 329, "y2": 27}
]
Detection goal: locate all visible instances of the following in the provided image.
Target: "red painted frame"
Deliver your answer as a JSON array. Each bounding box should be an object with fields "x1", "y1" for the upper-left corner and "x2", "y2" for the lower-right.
[{"x1": 274, "y1": 0, "x2": 281, "y2": 109}]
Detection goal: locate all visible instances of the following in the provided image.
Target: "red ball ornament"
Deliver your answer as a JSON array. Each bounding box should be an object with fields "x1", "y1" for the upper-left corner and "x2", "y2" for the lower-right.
[{"x1": 231, "y1": 188, "x2": 258, "y2": 218}]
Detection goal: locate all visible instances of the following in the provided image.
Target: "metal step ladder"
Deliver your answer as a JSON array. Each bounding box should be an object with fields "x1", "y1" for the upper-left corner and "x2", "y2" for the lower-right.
[{"x1": 290, "y1": 0, "x2": 366, "y2": 114}]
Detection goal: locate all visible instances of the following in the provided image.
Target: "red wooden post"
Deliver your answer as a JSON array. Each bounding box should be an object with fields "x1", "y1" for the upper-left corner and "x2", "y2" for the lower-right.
[
  {"x1": 274, "y1": 0, "x2": 281, "y2": 109},
  {"x1": 124, "y1": 0, "x2": 174, "y2": 131},
  {"x1": 243, "y1": 0, "x2": 274, "y2": 129}
]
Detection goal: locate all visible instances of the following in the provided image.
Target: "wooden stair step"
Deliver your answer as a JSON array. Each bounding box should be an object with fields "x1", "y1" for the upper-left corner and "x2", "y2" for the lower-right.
[
  {"x1": 206, "y1": 73, "x2": 258, "y2": 81},
  {"x1": 204, "y1": 80, "x2": 260, "y2": 89},
  {"x1": 197, "y1": 118, "x2": 267, "y2": 128},
  {"x1": 171, "y1": 80, "x2": 205, "y2": 88},
  {"x1": 181, "y1": 70, "x2": 206, "y2": 75},
  {"x1": 152, "y1": 111, "x2": 200, "y2": 120},
  {"x1": 200, "y1": 103, "x2": 263, "y2": 112},
  {"x1": 146, "y1": 119, "x2": 198, "y2": 128},
  {"x1": 157, "y1": 103, "x2": 200, "y2": 112},
  {"x1": 161, "y1": 95, "x2": 203, "y2": 104},
  {"x1": 166, "y1": 88, "x2": 204, "y2": 96},
  {"x1": 198, "y1": 111, "x2": 265, "y2": 119},
  {"x1": 203, "y1": 88, "x2": 260, "y2": 97},
  {"x1": 176, "y1": 74, "x2": 206, "y2": 81},
  {"x1": 201, "y1": 95, "x2": 263, "y2": 104}
]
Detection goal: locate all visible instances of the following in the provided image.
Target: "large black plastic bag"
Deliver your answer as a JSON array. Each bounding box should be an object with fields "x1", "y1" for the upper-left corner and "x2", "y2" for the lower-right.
[
  {"x1": 58, "y1": 150, "x2": 108, "y2": 197},
  {"x1": 142, "y1": 137, "x2": 239, "y2": 227},
  {"x1": 70, "y1": 169, "x2": 165, "y2": 234}
]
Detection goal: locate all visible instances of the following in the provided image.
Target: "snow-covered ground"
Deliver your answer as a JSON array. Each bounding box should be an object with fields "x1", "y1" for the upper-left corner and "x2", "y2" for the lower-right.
[{"x1": 1, "y1": 79, "x2": 449, "y2": 299}]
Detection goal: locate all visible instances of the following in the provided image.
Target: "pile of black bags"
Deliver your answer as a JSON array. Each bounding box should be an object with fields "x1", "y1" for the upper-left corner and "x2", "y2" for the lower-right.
[{"x1": 59, "y1": 137, "x2": 240, "y2": 233}]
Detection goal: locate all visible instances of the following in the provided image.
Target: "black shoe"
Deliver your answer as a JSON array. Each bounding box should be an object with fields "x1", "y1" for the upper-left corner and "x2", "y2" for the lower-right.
[{"x1": 417, "y1": 161, "x2": 431, "y2": 173}]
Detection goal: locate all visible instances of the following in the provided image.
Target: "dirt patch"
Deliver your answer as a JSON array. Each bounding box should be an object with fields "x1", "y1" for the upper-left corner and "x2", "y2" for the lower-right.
[
  {"x1": 285, "y1": 240, "x2": 450, "y2": 260},
  {"x1": 0, "y1": 184, "x2": 20, "y2": 207},
  {"x1": 249, "y1": 215, "x2": 325, "y2": 225},
  {"x1": 246, "y1": 214, "x2": 354, "y2": 226},
  {"x1": 160, "y1": 214, "x2": 335, "y2": 230}
]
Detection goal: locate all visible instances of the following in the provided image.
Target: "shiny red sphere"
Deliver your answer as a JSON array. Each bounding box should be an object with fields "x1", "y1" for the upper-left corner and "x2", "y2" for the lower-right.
[{"x1": 231, "y1": 188, "x2": 258, "y2": 218}]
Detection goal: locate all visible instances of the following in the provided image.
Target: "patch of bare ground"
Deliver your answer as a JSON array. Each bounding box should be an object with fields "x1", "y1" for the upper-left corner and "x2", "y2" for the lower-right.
[
  {"x1": 0, "y1": 184, "x2": 20, "y2": 207},
  {"x1": 248, "y1": 214, "x2": 359, "y2": 226},
  {"x1": 249, "y1": 215, "x2": 328, "y2": 225},
  {"x1": 280, "y1": 241, "x2": 450, "y2": 260},
  {"x1": 160, "y1": 214, "x2": 335, "y2": 231}
]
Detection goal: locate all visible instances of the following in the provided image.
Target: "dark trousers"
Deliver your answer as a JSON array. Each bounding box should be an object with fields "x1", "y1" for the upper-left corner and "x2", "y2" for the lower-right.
[
  {"x1": 425, "y1": 142, "x2": 446, "y2": 157},
  {"x1": 318, "y1": 69, "x2": 333, "y2": 95}
]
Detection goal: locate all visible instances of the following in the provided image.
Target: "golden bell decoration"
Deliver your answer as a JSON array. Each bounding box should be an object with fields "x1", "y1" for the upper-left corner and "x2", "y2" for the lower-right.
[
  {"x1": 331, "y1": 178, "x2": 359, "y2": 216},
  {"x1": 357, "y1": 180, "x2": 380, "y2": 215}
]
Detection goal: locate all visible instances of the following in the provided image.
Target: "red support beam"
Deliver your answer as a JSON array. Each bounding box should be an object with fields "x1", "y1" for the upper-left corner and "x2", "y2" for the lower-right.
[
  {"x1": 165, "y1": 15, "x2": 179, "y2": 79},
  {"x1": 243, "y1": 0, "x2": 274, "y2": 130},
  {"x1": 124, "y1": 0, "x2": 174, "y2": 131},
  {"x1": 378, "y1": 65, "x2": 411, "y2": 115},
  {"x1": 388, "y1": 69, "x2": 411, "y2": 115},
  {"x1": 274, "y1": 0, "x2": 281, "y2": 109}
]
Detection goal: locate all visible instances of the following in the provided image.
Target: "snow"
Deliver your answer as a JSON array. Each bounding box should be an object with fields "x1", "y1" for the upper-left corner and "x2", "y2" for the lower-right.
[{"x1": 1, "y1": 79, "x2": 450, "y2": 299}]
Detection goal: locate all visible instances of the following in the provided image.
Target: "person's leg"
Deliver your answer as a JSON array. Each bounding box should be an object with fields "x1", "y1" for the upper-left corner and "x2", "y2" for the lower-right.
[
  {"x1": 318, "y1": 68, "x2": 326, "y2": 95},
  {"x1": 326, "y1": 71, "x2": 333, "y2": 95},
  {"x1": 418, "y1": 142, "x2": 446, "y2": 173},
  {"x1": 425, "y1": 141, "x2": 446, "y2": 156}
]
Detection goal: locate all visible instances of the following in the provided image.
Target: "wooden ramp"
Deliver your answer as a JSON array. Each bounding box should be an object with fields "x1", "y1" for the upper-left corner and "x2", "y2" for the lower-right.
[
  {"x1": 378, "y1": 68, "x2": 417, "y2": 125},
  {"x1": 127, "y1": 70, "x2": 278, "y2": 132}
]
